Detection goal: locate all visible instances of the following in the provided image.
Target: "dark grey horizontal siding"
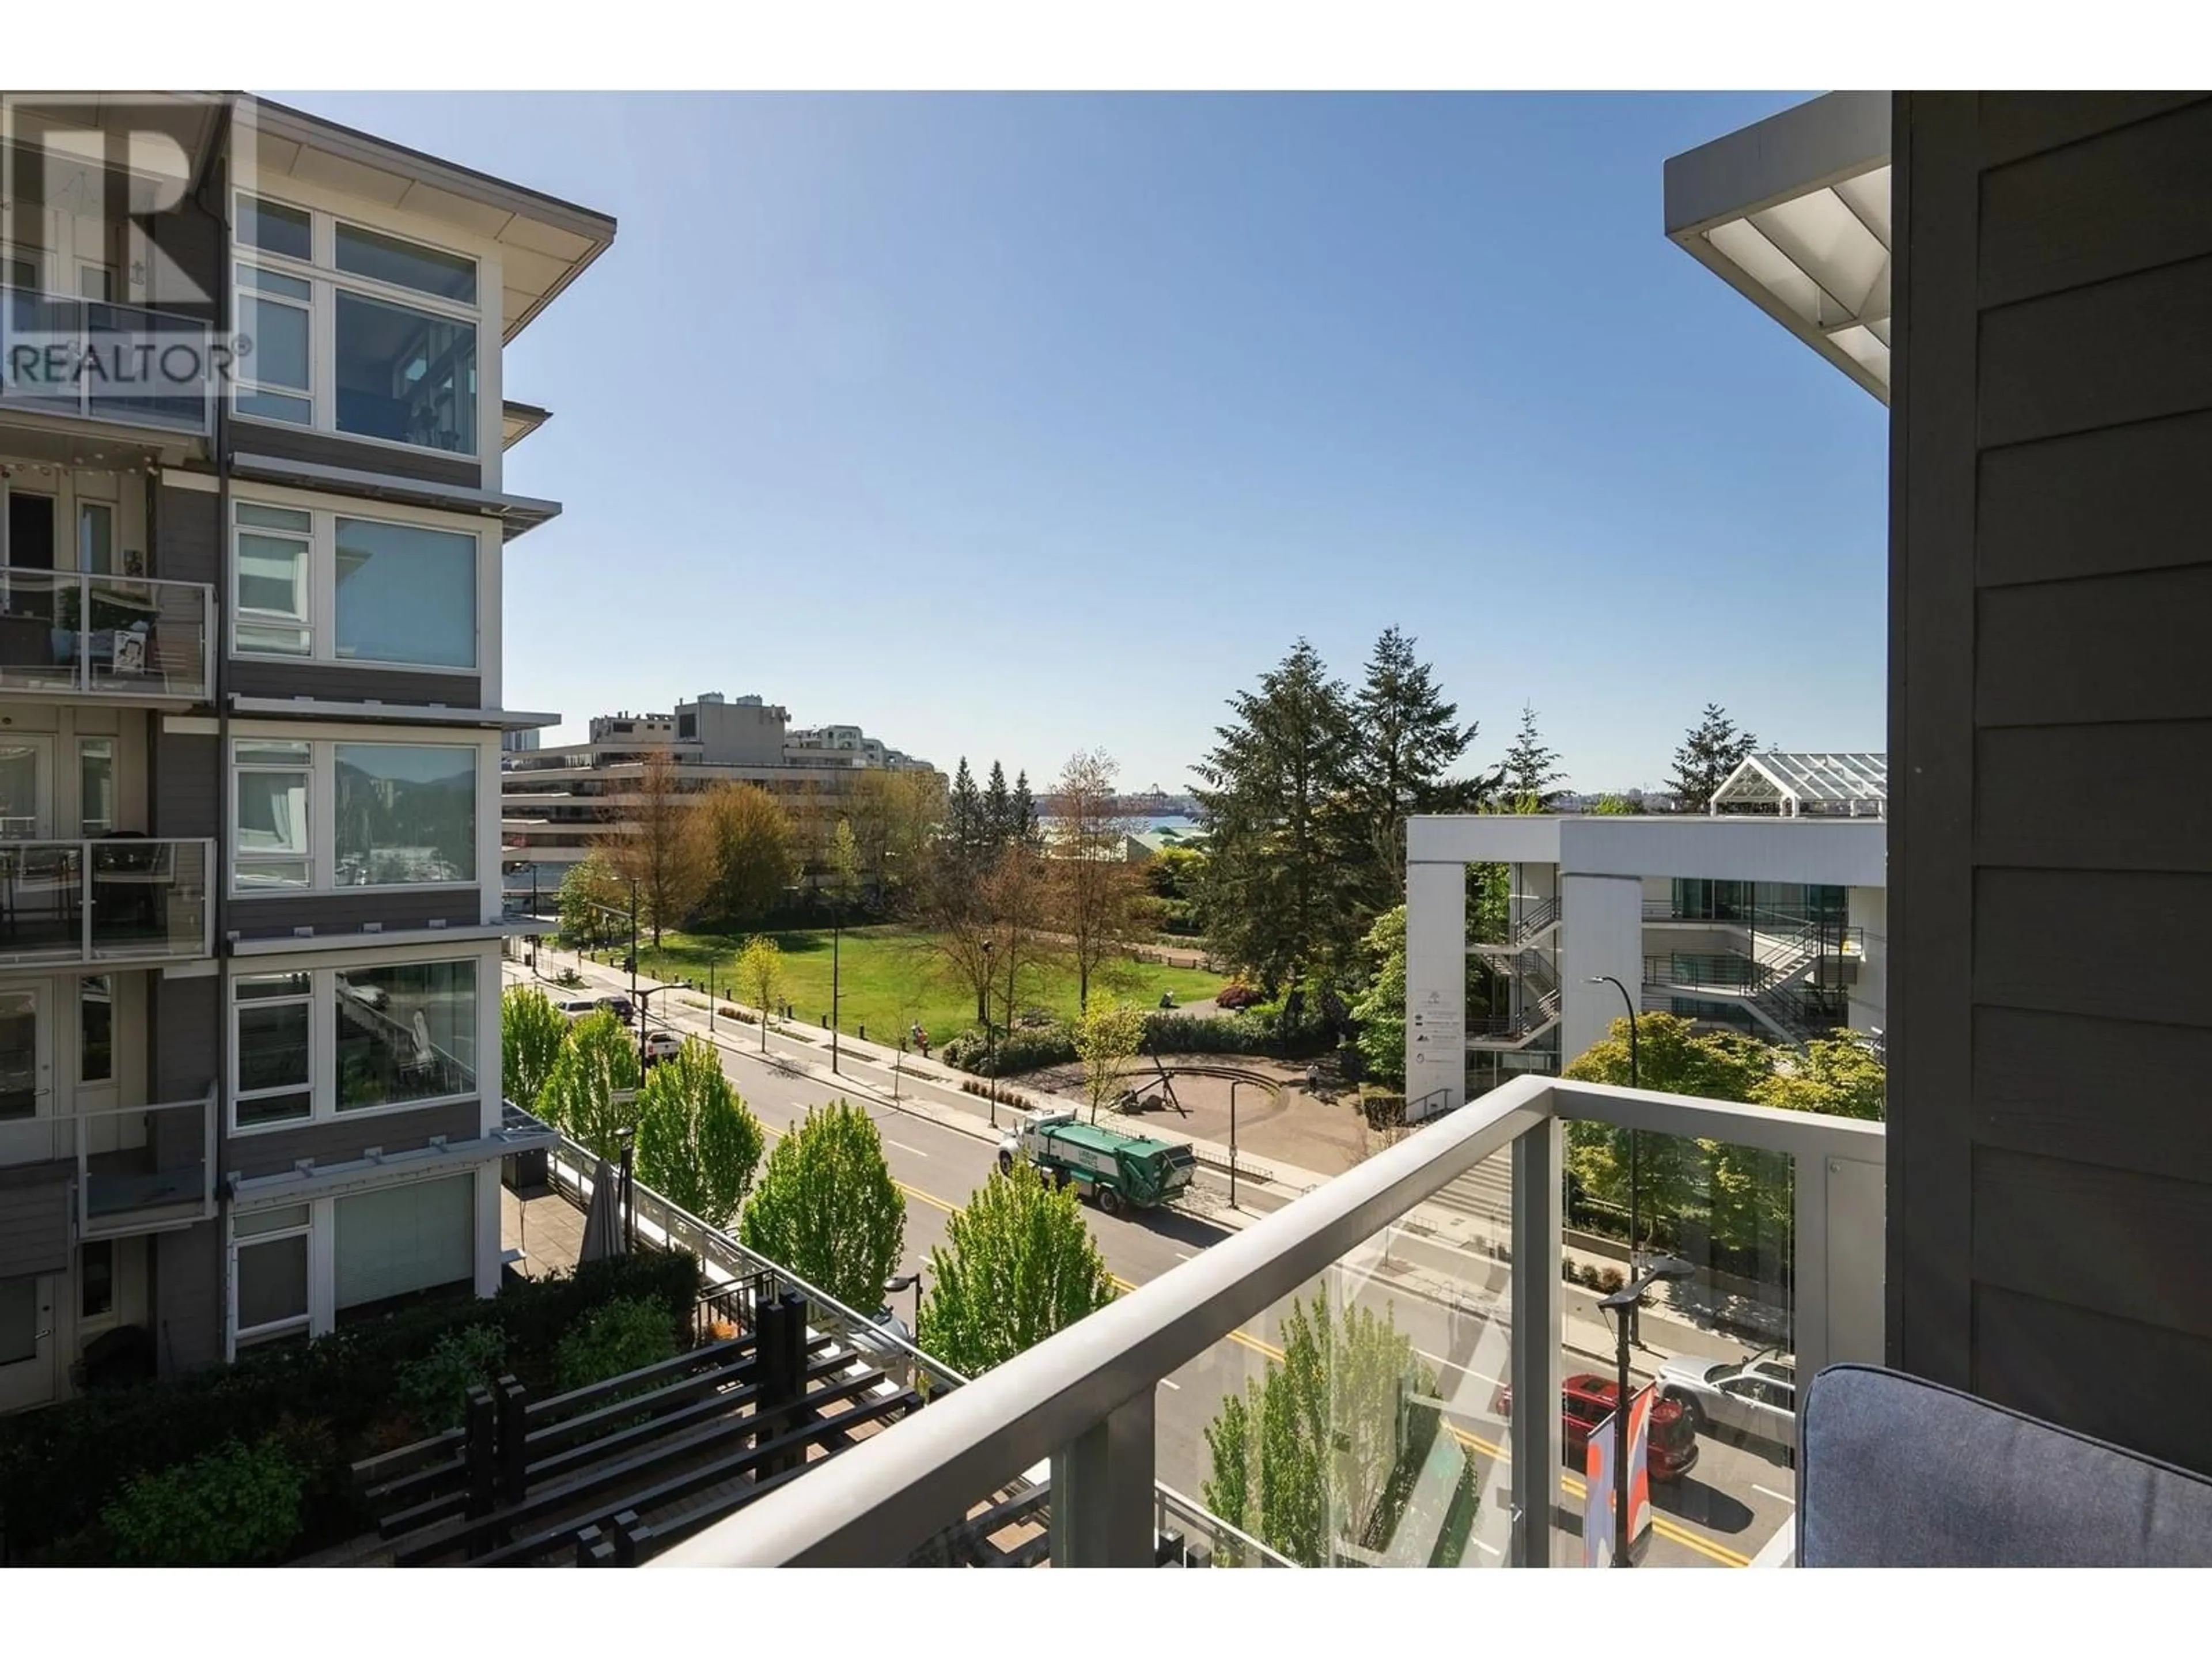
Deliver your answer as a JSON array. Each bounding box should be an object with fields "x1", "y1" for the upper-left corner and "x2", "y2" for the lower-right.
[
  {"x1": 1976, "y1": 722, "x2": 2212, "y2": 870},
  {"x1": 153, "y1": 1221, "x2": 224, "y2": 1376},
  {"x1": 226, "y1": 660, "x2": 483, "y2": 707},
  {"x1": 1974, "y1": 1005, "x2": 2212, "y2": 1184},
  {"x1": 1976, "y1": 91, "x2": 2209, "y2": 171},
  {"x1": 1976, "y1": 565, "x2": 2212, "y2": 728},
  {"x1": 1976, "y1": 869, "x2": 2212, "y2": 1025},
  {"x1": 1976, "y1": 410, "x2": 2212, "y2": 588},
  {"x1": 151, "y1": 730, "x2": 220, "y2": 841},
  {"x1": 228, "y1": 889, "x2": 486, "y2": 941},
  {"x1": 222, "y1": 1099, "x2": 484, "y2": 1181},
  {"x1": 0, "y1": 1163, "x2": 71, "y2": 1278},
  {"x1": 154, "y1": 483, "x2": 222, "y2": 588},
  {"x1": 151, "y1": 973, "x2": 220, "y2": 1104},
  {"x1": 230, "y1": 422, "x2": 481, "y2": 490}
]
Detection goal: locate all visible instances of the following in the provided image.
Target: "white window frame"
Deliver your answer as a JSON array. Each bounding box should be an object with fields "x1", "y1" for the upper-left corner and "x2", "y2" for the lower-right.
[
  {"x1": 228, "y1": 487, "x2": 486, "y2": 673},
  {"x1": 228, "y1": 953, "x2": 483, "y2": 1137},
  {"x1": 232, "y1": 256, "x2": 314, "y2": 425},
  {"x1": 227, "y1": 733, "x2": 482, "y2": 898},
  {"x1": 228, "y1": 1202, "x2": 317, "y2": 1352},
  {"x1": 228, "y1": 191, "x2": 485, "y2": 460},
  {"x1": 232, "y1": 738, "x2": 313, "y2": 892}
]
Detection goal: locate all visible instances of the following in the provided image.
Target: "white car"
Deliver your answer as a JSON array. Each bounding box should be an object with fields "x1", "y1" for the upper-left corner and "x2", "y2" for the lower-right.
[
  {"x1": 641, "y1": 1029, "x2": 683, "y2": 1066},
  {"x1": 559, "y1": 999, "x2": 600, "y2": 1022},
  {"x1": 1656, "y1": 1348, "x2": 1798, "y2": 1448}
]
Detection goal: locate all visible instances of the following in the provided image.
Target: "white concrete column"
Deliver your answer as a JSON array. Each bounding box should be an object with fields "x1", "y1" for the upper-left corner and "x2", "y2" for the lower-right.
[
  {"x1": 1405, "y1": 858, "x2": 1468, "y2": 1116},
  {"x1": 1559, "y1": 873, "x2": 1644, "y2": 1070},
  {"x1": 1847, "y1": 885, "x2": 1886, "y2": 1035}
]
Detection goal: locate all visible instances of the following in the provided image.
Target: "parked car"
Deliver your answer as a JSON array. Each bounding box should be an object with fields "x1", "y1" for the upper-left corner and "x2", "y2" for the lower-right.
[
  {"x1": 848, "y1": 1305, "x2": 915, "y2": 1369},
  {"x1": 1656, "y1": 1349, "x2": 1797, "y2": 1449},
  {"x1": 560, "y1": 999, "x2": 599, "y2": 1022},
  {"x1": 597, "y1": 994, "x2": 635, "y2": 1025},
  {"x1": 1495, "y1": 1373, "x2": 1700, "y2": 1481},
  {"x1": 641, "y1": 1029, "x2": 683, "y2": 1066}
]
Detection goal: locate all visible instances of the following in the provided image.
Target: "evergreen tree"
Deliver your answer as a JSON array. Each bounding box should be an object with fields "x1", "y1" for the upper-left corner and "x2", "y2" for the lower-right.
[
  {"x1": 947, "y1": 757, "x2": 984, "y2": 870},
  {"x1": 1500, "y1": 703, "x2": 1565, "y2": 809},
  {"x1": 1192, "y1": 638, "x2": 1361, "y2": 988},
  {"x1": 982, "y1": 760, "x2": 1013, "y2": 850},
  {"x1": 1009, "y1": 769, "x2": 1039, "y2": 847},
  {"x1": 1669, "y1": 703, "x2": 1760, "y2": 814},
  {"x1": 1349, "y1": 626, "x2": 1496, "y2": 907}
]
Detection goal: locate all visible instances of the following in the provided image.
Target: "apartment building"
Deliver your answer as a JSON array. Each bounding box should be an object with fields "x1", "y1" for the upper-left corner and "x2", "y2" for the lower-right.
[
  {"x1": 0, "y1": 92, "x2": 611, "y2": 1414},
  {"x1": 499, "y1": 690, "x2": 942, "y2": 905},
  {"x1": 1402, "y1": 751, "x2": 1885, "y2": 1109}
]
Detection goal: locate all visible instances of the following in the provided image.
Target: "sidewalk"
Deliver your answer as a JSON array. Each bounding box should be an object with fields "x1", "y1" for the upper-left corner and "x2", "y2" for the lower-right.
[{"x1": 507, "y1": 947, "x2": 1781, "y2": 1374}]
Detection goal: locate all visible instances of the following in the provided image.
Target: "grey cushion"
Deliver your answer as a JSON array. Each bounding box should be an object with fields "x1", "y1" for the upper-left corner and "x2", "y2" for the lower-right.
[{"x1": 1801, "y1": 1363, "x2": 2212, "y2": 1566}]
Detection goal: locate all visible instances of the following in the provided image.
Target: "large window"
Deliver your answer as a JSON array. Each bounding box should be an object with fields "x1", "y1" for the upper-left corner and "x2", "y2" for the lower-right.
[
  {"x1": 334, "y1": 958, "x2": 478, "y2": 1112},
  {"x1": 234, "y1": 740, "x2": 312, "y2": 889},
  {"x1": 334, "y1": 744, "x2": 478, "y2": 887},
  {"x1": 235, "y1": 971, "x2": 313, "y2": 1127},
  {"x1": 231, "y1": 194, "x2": 482, "y2": 457},
  {"x1": 231, "y1": 495, "x2": 482, "y2": 671},
  {"x1": 333, "y1": 518, "x2": 475, "y2": 668},
  {"x1": 334, "y1": 1174, "x2": 474, "y2": 1320},
  {"x1": 232, "y1": 1203, "x2": 312, "y2": 1349}
]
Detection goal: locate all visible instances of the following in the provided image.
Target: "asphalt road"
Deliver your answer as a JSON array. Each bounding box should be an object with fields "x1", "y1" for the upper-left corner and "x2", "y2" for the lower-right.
[{"x1": 509, "y1": 958, "x2": 1796, "y2": 1567}]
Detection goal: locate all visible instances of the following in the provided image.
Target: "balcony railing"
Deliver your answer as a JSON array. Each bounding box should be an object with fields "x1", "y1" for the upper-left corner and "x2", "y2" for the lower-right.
[
  {"x1": 1, "y1": 285, "x2": 216, "y2": 437},
  {"x1": 649, "y1": 1075, "x2": 1883, "y2": 1569},
  {"x1": 0, "y1": 1088, "x2": 218, "y2": 1234},
  {"x1": 0, "y1": 572, "x2": 214, "y2": 702},
  {"x1": 0, "y1": 838, "x2": 214, "y2": 966}
]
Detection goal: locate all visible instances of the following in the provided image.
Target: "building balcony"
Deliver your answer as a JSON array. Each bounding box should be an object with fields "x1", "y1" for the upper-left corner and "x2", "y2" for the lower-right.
[
  {"x1": 0, "y1": 574, "x2": 214, "y2": 704},
  {"x1": 1, "y1": 286, "x2": 216, "y2": 442},
  {"x1": 645, "y1": 1075, "x2": 1885, "y2": 1569},
  {"x1": 0, "y1": 838, "x2": 214, "y2": 967},
  {"x1": 0, "y1": 1088, "x2": 218, "y2": 1240}
]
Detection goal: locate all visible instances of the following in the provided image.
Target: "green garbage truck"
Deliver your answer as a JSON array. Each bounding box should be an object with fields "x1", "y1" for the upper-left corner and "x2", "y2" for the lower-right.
[{"x1": 997, "y1": 1108, "x2": 1197, "y2": 1215}]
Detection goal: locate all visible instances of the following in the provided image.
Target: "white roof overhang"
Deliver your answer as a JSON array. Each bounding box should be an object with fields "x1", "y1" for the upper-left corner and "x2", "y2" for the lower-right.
[{"x1": 1665, "y1": 92, "x2": 1892, "y2": 404}]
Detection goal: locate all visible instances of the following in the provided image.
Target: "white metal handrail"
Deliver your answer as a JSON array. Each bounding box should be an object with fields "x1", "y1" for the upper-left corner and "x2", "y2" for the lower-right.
[
  {"x1": 70, "y1": 1085, "x2": 220, "y2": 1237},
  {"x1": 650, "y1": 1074, "x2": 1885, "y2": 1569}
]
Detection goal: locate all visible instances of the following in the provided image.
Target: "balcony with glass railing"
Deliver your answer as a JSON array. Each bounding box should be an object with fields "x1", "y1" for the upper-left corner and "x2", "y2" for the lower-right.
[
  {"x1": 0, "y1": 1089, "x2": 218, "y2": 1238},
  {"x1": 642, "y1": 1076, "x2": 1883, "y2": 1569},
  {"x1": 0, "y1": 839, "x2": 214, "y2": 967},
  {"x1": 0, "y1": 573, "x2": 214, "y2": 703},
  {"x1": 0, "y1": 285, "x2": 217, "y2": 438}
]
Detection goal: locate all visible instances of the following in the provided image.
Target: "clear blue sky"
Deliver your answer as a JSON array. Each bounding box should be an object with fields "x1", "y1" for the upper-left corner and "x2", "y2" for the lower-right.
[{"x1": 281, "y1": 92, "x2": 1886, "y2": 796}]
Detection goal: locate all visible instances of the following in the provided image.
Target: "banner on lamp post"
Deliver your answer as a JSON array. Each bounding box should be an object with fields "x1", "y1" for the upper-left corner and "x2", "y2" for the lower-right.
[{"x1": 1580, "y1": 1386, "x2": 1656, "y2": 1568}]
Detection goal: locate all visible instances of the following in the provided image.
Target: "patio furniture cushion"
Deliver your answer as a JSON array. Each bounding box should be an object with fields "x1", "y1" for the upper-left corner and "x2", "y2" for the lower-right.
[{"x1": 1800, "y1": 1363, "x2": 2212, "y2": 1566}]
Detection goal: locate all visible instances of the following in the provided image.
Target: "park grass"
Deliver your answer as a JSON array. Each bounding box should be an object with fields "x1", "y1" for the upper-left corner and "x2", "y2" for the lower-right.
[{"x1": 614, "y1": 924, "x2": 1228, "y2": 1046}]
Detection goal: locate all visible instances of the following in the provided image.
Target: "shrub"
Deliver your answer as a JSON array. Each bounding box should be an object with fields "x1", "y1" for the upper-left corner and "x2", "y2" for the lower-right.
[
  {"x1": 960, "y1": 1078, "x2": 1035, "y2": 1112},
  {"x1": 1562, "y1": 1256, "x2": 1578, "y2": 1282},
  {"x1": 1575, "y1": 1263, "x2": 1605, "y2": 1290},
  {"x1": 1214, "y1": 981, "x2": 1263, "y2": 1011},
  {"x1": 395, "y1": 1324, "x2": 509, "y2": 1434},
  {"x1": 1596, "y1": 1266, "x2": 1627, "y2": 1295},
  {"x1": 941, "y1": 1024, "x2": 1077, "y2": 1076},
  {"x1": 99, "y1": 1435, "x2": 307, "y2": 1566},
  {"x1": 555, "y1": 1297, "x2": 681, "y2": 1395}
]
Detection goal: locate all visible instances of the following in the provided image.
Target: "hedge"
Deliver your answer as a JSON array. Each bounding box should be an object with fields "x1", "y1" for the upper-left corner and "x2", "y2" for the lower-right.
[
  {"x1": 0, "y1": 1249, "x2": 699, "y2": 1562},
  {"x1": 938, "y1": 1006, "x2": 1336, "y2": 1080}
]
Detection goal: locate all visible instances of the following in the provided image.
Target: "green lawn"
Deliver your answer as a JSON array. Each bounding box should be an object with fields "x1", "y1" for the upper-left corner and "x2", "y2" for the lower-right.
[{"x1": 603, "y1": 925, "x2": 1227, "y2": 1046}]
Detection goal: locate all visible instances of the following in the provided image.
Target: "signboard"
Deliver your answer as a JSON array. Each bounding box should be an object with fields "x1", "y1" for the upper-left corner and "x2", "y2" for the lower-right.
[{"x1": 1580, "y1": 1387, "x2": 1655, "y2": 1567}]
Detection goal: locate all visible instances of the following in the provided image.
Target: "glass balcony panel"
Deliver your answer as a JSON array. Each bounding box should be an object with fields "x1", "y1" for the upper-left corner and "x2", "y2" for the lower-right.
[
  {"x1": 1558, "y1": 1120, "x2": 1797, "y2": 1567},
  {"x1": 1, "y1": 285, "x2": 214, "y2": 435},
  {"x1": 0, "y1": 843, "x2": 85, "y2": 956},
  {"x1": 79, "y1": 1096, "x2": 211, "y2": 1228},
  {"x1": 0, "y1": 573, "x2": 211, "y2": 702},
  {"x1": 90, "y1": 839, "x2": 210, "y2": 959}
]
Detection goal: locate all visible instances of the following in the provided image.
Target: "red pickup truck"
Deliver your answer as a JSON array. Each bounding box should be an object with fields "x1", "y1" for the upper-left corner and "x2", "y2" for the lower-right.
[{"x1": 1494, "y1": 1373, "x2": 1700, "y2": 1481}]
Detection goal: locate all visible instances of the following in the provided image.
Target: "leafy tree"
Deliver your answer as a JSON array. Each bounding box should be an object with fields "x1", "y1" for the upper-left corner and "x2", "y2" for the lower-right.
[
  {"x1": 599, "y1": 748, "x2": 711, "y2": 946},
  {"x1": 916, "y1": 1161, "x2": 1115, "y2": 1377},
  {"x1": 735, "y1": 934, "x2": 786, "y2": 1052},
  {"x1": 982, "y1": 842, "x2": 1058, "y2": 1043},
  {"x1": 982, "y1": 760, "x2": 1014, "y2": 851},
  {"x1": 1200, "y1": 1290, "x2": 1475, "y2": 1567},
  {"x1": 1350, "y1": 905, "x2": 1407, "y2": 1088},
  {"x1": 1048, "y1": 747, "x2": 1145, "y2": 1009},
  {"x1": 1753, "y1": 1037, "x2": 1886, "y2": 1121},
  {"x1": 634, "y1": 1038, "x2": 765, "y2": 1228},
  {"x1": 501, "y1": 984, "x2": 566, "y2": 1113},
  {"x1": 698, "y1": 782, "x2": 795, "y2": 925},
  {"x1": 847, "y1": 768, "x2": 943, "y2": 906},
  {"x1": 1669, "y1": 703, "x2": 1760, "y2": 815},
  {"x1": 1194, "y1": 639, "x2": 1361, "y2": 988},
  {"x1": 540, "y1": 1009, "x2": 642, "y2": 1158},
  {"x1": 1499, "y1": 702, "x2": 1565, "y2": 809},
  {"x1": 558, "y1": 852, "x2": 626, "y2": 952},
  {"x1": 1592, "y1": 793, "x2": 1642, "y2": 816},
  {"x1": 1349, "y1": 626, "x2": 1494, "y2": 908},
  {"x1": 740, "y1": 1099, "x2": 907, "y2": 1315},
  {"x1": 915, "y1": 838, "x2": 998, "y2": 1024},
  {"x1": 1071, "y1": 994, "x2": 1147, "y2": 1122}
]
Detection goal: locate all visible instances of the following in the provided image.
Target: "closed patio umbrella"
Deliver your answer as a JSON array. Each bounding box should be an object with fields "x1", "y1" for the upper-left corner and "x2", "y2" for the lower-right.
[{"x1": 578, "y1": 1156, "x2": 623, "y2": 1262}]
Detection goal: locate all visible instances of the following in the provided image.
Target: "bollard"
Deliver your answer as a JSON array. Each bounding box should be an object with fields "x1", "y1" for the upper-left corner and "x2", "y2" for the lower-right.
[{"x1": 496, "y1": 1375, "x2": 529, "y2": 1503}]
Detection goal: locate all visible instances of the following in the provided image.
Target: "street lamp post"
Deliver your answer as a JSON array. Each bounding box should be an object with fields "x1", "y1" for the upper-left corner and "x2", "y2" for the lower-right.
[
  {"x1": 982, "y1": 938, "x2": 997, "y2": 1128},
  {"x1": 1227, "y1": 1078, "x2": 1243, "y2": 1210},
  {"x1": 831, "y1": 892, "x2": 843, "y2": 1078},
  {"x1": 630, "y1": 880, "x2": 646, "y2": 1080},
  {"x1": 1597, "y1": 1254, "x2": 1693, "y2": 1567},
  {"x1": 1588, "y1": 973, "x2": 1644, "y2": 1343}
]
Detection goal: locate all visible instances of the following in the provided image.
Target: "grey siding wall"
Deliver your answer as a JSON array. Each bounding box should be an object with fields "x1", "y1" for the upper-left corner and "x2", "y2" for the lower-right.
[
  {"x1": 228, "y1": 889, "x2": 486, "y2": 941},
  {"x1": 151, "y1": 1220, "x2": 224, "y2": 1376},
  {"x1": 222, "y1": 1099, "x2": 483, "y2": 1181},
  {"x1": 150, "y1": 972, "x2": 219, "y2": 1102},
  {"x1": 151, "y1": 730, "x2": 220, "y2": 841},
  {"x1": 229, "y1": 423, "x2": 482, "y2": 490},
  {"x1": 226, "y1": 661, "x2": 482, "y2": 707},
  {"x1": 0, "y1": 1163, "x2": 70, "y2": 1278},
  {"x1": 1892, "y1": 90, "x2": 2212, "y2": 1475},
  {"x1": 153, "y1": 482, "x2": 221, "y2": 587}
]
